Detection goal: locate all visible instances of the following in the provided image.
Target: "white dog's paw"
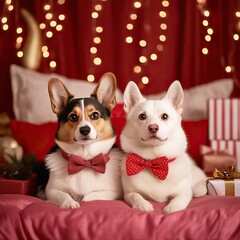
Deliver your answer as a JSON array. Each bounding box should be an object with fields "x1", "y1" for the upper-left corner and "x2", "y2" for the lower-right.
[
  {"x1": 59, "y1": 199, "x2": 80, "y2": 209},
  {"x1": 192, "y1": 181, "x2": 207, "y2": 197},
  {"x1": 132, "y1": 199, "x2": 154, "y2": 212},
  {"x1": 163, "y1": 203, "x2": 185, "y2": 214}
]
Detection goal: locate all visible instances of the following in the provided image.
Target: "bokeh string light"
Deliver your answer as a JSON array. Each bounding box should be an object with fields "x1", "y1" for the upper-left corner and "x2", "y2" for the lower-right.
[
  {"x1": 125, "y1": 0, "x2": 170, "y2": 87},
  {"x1": 87, "y1": 1, "x2": 105, "y2": 82},
  {"x1": 1, "y1": 0, "x2": 66, "y2": 71},
  {"x1": 197, "y1": 0, "x2": 240, "y2": 79}
]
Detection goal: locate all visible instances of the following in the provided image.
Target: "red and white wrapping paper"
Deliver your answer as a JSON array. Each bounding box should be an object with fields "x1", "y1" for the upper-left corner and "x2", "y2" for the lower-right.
[
  {"x1": 208, "y1": 98, "x2": 240, "y2": 140},
  {"x1": 210, "y1": 140, "x2": 240, "y2": 171}
]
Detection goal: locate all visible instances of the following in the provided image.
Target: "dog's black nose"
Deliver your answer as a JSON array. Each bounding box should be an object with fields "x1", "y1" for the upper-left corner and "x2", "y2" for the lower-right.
[
  {"x1": 80, "y1": 126, "x2": 91, "y2": 136},
  {"x1": 148, "y1": 124, "x2": 159, "y2": 134}
]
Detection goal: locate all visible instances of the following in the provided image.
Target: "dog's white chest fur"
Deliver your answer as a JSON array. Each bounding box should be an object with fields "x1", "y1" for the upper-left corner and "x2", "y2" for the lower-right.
[{"x1": 45, "y1": 147, "x2": 123, "y2": 205}]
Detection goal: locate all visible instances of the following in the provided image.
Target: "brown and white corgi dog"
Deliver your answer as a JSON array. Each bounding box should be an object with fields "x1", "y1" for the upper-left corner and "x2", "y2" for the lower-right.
[{"x1": 44, "y1": 73, "x2": 123, "y2": 208}]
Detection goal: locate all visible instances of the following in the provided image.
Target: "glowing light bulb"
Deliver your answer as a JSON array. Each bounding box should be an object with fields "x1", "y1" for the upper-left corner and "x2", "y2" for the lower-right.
[
  {"x1": 3, "y1": 24, "x2": 9, "y2": 31},
  {"x1": 233, "y1": 34, "x2": 239, "y2": 41},
  {"x1": 1, "y1": 17, "x2": 7, "y2": 24},
  {"x1": 126, "y1": 23, "x2": 133, "y2": 30},
  {"x1": 203, "y1": 10, "x2": 210, "y2": 17},
  {"x1": 87, "y1": 74, "x2": 95, "y2": 82},
  {"x1": 17, "y1": 51, "x2": 23, "y2": 58},
  {"x1": 92, "y1": 12, "x2": 99, "y2": 19},
  {"x1": 207, "y1": 28, "x2": 213, "y2": 35},
  {"x1": 142, "y1": 76, "x2": 149, "y2": 84},
  {"x1": 159, "y1": 35, "x2": 166, "y2": 42},
  {"x1": 205, "y1": 35, "x2": 211, "y2": 41},
  {"x1": 46, "y1": 31, "x2": 53, "y2": 38},
  {"x1": 159, "y1": 11, "x2": 167, "y2": 18},
  {"x1": 150, "y1": 54, "x2": 157, "y2": 60},
  {"x1": 134, "y1": 1, "x2": 141, "y2": 8},
  {"x1": 95, "y1": 4, "x2": 102, "y2": 11},
  {"x1": 96, "y1": 26, "x2": 103, "y2": 33},
  {"x1": 139, "y1": 40, "x2": 147, "y2": 47},
  {"x1": 133, "y1": 66, "x2": 141, "y2": 73},
  {"x1": 160, "y1": 23, "x2": 167, "y2": 30},
  {"x1": 225, "y1": 66, "x2": 232, "y2": 73},
  {"x1": 202, "y1": 48, "x2": 208, "y2": 55},
  {"x1": 56, "y1": 24, "x2": 63, "y2": 31},
  {"x1": 58, "y1": 14, "x2": 65, "y2": 21},
  {"x1": 50, "y1": 21, "x2": 57, "y2": 27},
  {"x1": 45, "y1": 13, "x2": 53, "y2": 20},
  {"x1": 50, "y1": 61, "x2": 57, "y2": 68},
  {"x1": 44, "y1": 4, "x2": 51, "y2": 11},
  {"x1": 202, "y1": 20, "x2": 208, "y2": 26},
  {"x1": 126, "y1": 36, "x2": 133, "y2": 43},
  {"x1": 93, "y1": 57, "x2": 102, "y2": 65},
  {"x1": 16, "y1": 27, "x2": 23, "y2": 34},
  {"x1": 39, "y1": 23, "x2": 46, "y2": 29},
  {"x1": 90, "y1": 47, "x2": 97, "y2": 54},
  {"x1": 93, "y1": 37, "x2": 101, "y2": 44},
  {"x1": 139, "y1": 56, "x2": 147, "y2": 63},
  {"x1": 130, "y1": 14, "x2": 137, "y2": 20},
  {"x1": 162, "y1": 0, "x2": 169, "y2": 7}
]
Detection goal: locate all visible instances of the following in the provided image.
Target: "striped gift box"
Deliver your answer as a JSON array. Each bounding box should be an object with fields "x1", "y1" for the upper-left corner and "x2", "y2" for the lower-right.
[
  {"x1": 210, "y1": 140, "x2": 240, "y2": 171},
  {"x1": 208, "y1": 98, "x2": 240, "y2": 140}
]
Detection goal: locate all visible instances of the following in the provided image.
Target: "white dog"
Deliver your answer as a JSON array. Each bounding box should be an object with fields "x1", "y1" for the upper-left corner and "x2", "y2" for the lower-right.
[{"x1": 120, "y1": 80, "x2": 207, "y2": 213}]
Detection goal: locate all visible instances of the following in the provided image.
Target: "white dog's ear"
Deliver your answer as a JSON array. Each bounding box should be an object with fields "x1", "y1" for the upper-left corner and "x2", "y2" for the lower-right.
[
  {"x1": 92, "y1": 72, "x2": 117, "y2": 112},
  {"x1": 48, "y1": 78, "x2": 73, "y2": 116},
  {"x1": 164, "y1": 80, "x2": 184, "y2": 115},
  {"x1": 123, "y1": 81, "x2": 145, "y2": 113}
]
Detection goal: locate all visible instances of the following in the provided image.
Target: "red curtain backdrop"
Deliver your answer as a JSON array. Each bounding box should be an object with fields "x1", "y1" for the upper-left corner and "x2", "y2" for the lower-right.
[{"x1": 0, "y1": 0, "x2": 240, "y2": 117}]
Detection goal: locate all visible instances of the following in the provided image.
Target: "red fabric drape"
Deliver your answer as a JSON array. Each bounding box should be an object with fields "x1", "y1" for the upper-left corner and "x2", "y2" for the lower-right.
[{"x1": 0, "y1": 0, "x2": 239, "y2": 117}]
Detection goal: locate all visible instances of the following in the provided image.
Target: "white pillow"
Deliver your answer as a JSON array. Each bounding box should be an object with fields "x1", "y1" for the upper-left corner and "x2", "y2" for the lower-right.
[
  {"x1": 145, "y1": 79, "x2": 234, "y2": 120},
  {"x1": 11, "y1": 64, "x2": 123, "y2": 124}
]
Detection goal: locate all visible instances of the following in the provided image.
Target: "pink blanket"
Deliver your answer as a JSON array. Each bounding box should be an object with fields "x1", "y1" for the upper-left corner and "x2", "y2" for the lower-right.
[{"x1": 1, "y1": 194, "x2": 240, "y2": 240}]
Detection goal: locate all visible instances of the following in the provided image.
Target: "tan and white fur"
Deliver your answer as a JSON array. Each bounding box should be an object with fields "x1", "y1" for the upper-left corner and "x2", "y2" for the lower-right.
[
  {"x1": 120, "y1": 81, "x2": 207, "y2": 213},
  {"x1": 45, "y1": 73, "x2": 123, "y2": 208}
]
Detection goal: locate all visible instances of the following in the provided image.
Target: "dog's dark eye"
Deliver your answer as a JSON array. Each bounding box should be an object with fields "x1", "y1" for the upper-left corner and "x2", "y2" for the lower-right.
[
  {"x1": 139, "y1": 113, "x2": 147, "y2": 120},
  {"x1": 161, "y1": 113, "x2": 168, "y2": 120},
  {"x1": 90, "y1": 112, "x2": 100, "y2": 120},
  {"x1": 69, "y1": 114, "x2": 79, "y2": 122}
]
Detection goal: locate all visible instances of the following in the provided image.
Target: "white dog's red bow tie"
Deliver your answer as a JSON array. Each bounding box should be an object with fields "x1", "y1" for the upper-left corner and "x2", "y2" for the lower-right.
[
  {"x1": 126, "y1": 154, "x2": 176, "y2": 180},
  {"x1": 61, "y1": 151, "x2": 110, "y2": 175}
]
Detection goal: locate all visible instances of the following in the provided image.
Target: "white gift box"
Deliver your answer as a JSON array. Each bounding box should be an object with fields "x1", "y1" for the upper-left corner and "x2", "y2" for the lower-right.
[
  {"x1": 207, "y1": 179, "x2": 240, "y2": 196},
  {"x1": 208, "y1": 98, "x2": 240, "y2": 140}
]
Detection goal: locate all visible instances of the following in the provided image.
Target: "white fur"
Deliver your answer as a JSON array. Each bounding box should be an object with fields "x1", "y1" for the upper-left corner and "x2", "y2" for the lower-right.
[
  {"x1": 120, "y1": 81, "x2": 207, "y2": 213},
  {"x1": 45, "y1": 137, "x2": 123, "y2": 208}
]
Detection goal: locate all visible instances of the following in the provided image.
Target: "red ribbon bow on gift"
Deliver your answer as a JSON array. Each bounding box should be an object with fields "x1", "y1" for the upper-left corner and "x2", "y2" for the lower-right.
[
  {"x1": 61, "y1": 151, "x2": 110, "y2": 175},
  {"x1": 126, "y1": 153, "x2": 176, "y2": 180}
]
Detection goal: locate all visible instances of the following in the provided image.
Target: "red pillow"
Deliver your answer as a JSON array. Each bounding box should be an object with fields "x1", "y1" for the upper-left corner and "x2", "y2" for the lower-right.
[
  {"x1": 11, "y1": 120, "x2": 58, "y2": 162},
  {"x1": 182, "y1": 120, "x2": 208, "y2": 167}
]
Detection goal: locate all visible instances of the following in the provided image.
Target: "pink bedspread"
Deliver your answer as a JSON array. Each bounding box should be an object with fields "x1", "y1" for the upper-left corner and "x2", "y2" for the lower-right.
[{"x1": 0, "y1": 194, "x2": 240, "y2": 240}]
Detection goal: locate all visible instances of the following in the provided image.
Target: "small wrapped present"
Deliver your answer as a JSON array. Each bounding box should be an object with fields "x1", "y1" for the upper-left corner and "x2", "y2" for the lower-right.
[
  {"x1": 200, "y1": 145, "x2": 236, "y2": 173},
  {"x1": 0, "y1": 173, "x2": 37, "y2": 195},
  {"x1": 207, "y1": 166, "x2": 240, "y2": 196},
  {"x1": 208, "y1": 98, "x2": 240, "y2": 140},
  {"x1": 210, "y1": 140, "x2": 240, "y2": 171}
]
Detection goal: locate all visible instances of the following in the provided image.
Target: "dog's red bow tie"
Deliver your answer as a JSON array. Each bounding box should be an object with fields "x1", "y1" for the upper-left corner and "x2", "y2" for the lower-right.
[
  {"x1": 61, "y1": 151, "x2": 110, "y2": 175},
  {"x1": 126, "y1": 154, "x2": 176, "y2": 180}
]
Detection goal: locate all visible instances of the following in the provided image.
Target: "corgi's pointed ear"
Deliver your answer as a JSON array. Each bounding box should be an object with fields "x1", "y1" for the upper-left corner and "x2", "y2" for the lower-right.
[
  {"x1": 123, "y1": 81, "x2": 145, "y2": 113},
  {"x1": 164, "y1": 80, "x2": 184, "y2": 115},
  {"x1": 48, "y1": 78, "x2": 73, "y2": 116},
  {"x1": 92, "y1": 72, "x2": 117, "y2": 112}
]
